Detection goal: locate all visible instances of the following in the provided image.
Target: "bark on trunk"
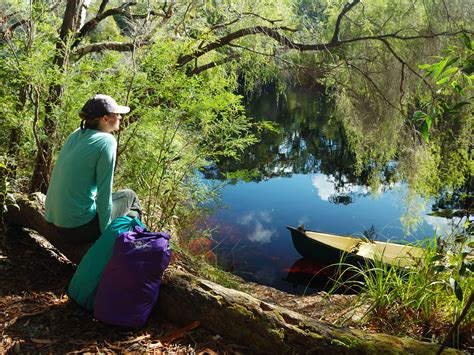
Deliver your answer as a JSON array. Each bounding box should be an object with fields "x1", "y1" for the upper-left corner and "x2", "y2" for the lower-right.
[
  {"x1": 30, "y1": 0, "x2": 82, "y2": 193},
  {"x1": 5, "y1": 193, "x2": 460, "y2": 354}
]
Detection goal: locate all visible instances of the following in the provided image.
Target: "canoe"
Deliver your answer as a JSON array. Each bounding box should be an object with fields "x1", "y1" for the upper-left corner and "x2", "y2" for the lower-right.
[{"x1": 287, "y1": 226, "x2": 424, "y2": 268}]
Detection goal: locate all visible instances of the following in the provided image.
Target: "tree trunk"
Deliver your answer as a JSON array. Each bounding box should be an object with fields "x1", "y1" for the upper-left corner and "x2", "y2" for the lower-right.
[
  {"x1": 30, "y1": 0, "x2": 82, "y2": 193},
  {"x1": 5, "y1": 193, "x2": 460, "y2": 354}
]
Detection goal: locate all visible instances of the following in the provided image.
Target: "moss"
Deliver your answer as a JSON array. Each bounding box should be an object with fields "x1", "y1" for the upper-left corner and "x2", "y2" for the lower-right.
[
  {"x1": 268, "y1": 327, "x2": 285, "y2": 341},
  {"x1": 331, "y1": 339, "x2": 351, "y2": 348},
  {"x1": 306, "y1": 331, "x2": 325, "y2": 341},
  {"x1": 338, "y1": 335, "x2": 362, "y2": 347},
  {"x1": 330, "y1": 335, "x2": 362, "y2": 349},
  {"x1": 266, "y1": 310, "x2": 285, "y2": 323},
  {"x1": 289, "y1": 324, "x2": 325, "y2": 341},
  {"x1": 230, "y1": 304, "x2": 255, "y2": 320},
  {"x1": 208, "y1": 293, "x2": 225, "y2": 306}
]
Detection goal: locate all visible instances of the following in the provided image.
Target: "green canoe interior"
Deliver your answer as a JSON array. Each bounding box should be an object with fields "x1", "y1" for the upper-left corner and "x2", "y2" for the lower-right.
[{"x1": 303, "y1": 231, "x2": 425, "y2": 267}]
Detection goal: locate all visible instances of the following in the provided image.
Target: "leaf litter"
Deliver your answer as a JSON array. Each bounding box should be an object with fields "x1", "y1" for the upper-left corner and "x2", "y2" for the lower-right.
[{"x1": 0, "y1": 227, "x2": 247, "y2": 354}]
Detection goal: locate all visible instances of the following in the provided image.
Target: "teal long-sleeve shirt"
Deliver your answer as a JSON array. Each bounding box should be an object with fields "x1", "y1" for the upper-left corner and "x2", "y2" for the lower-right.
[{"x1": 45, "y1": 128, "x2": 117, "y2": 233}]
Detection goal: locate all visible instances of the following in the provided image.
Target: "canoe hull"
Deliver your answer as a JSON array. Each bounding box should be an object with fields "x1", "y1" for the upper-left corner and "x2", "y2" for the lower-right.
[{"x1": 287, "y1": 227, "x2": 366, "y2": 267}]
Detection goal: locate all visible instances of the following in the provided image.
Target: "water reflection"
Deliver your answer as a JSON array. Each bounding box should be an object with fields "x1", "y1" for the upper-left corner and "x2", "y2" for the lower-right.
[
  {"x1": 203, "y1": 86, "x2": 396, "y2": 204},
  {"x1": 238, "y1": 211, "x2": 276, "y2": 244},
  {"x1": 284, "y1": 258, "x2": 337, "y2": 292},
  {"x1": 202, "y1": 86, "x2": 452, "y2": 295}
]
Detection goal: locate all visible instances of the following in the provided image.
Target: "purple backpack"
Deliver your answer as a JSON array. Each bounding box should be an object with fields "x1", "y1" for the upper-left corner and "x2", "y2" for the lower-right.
[{"x1": 93, "y1": 226, "x2": 172, "y2": 328}]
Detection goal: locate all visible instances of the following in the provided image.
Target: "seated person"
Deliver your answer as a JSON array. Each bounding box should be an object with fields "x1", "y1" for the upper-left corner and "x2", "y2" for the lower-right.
[{"x1": 44, "y1": 94, "x2": 141, "y2": 263}]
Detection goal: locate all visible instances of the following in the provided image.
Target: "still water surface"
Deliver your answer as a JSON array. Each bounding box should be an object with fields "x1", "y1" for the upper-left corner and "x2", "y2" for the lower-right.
[{"x1": 203, "y1": 87, "x2": 451, "y2": 295}]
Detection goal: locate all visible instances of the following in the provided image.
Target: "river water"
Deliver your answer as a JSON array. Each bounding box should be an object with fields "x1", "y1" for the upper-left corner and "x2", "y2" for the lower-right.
[{"x1": 202, "y1": 86, "x2": 454, "y2": 295}]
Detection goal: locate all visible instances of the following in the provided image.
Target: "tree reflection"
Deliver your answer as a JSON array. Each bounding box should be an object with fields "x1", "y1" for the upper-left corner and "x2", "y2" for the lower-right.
[{"x1": 202, "y1": 85, "x2": 395, "y2": 204}]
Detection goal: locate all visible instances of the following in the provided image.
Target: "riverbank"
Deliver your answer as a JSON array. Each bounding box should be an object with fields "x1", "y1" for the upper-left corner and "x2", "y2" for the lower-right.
[{"x1": 1, "y1": 222, "x2": 470, "y2": 353}]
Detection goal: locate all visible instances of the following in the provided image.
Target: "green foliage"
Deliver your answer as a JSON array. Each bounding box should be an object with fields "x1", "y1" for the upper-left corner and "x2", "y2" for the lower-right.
[
  {"x1": 0, "y1": 157, "x2": 18, "y2": 214},
  {"x1": 0, "y1": 1, "x2": 272, "y2": 239},
  {"x1": 329, "y1": 231, "x2": 473, "y2": 345},
  {"x1": 105, "y1": 40, "x2": 260, "y2": 231},
  {"x1": 415, "y1": 34, "x2": 473, "y2": 144}
]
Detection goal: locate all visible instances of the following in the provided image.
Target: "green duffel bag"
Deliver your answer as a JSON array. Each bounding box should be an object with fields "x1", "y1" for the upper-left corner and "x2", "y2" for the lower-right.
[{"x1": 68, "y1": 216, "x2": 144, "y2": 310}]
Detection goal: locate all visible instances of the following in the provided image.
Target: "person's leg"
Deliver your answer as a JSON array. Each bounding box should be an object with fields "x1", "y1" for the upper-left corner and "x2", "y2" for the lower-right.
[
  {"x1": 46, "y1": 215, "x2": 101, "y2": 264},
  {"x1": 111, "y1": 189, "x2": 142, "y2": 220}
]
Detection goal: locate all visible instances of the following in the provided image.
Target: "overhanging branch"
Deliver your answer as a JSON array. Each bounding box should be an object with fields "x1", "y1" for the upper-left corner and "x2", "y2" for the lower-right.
[
  {"x1": 189, "y1": 54, "x2": 240, "y2": 75},
  {"x1": 75, "y1": 40, "x2": 151, "y2": 58},
  {"x1": 71, "y1": 1, "x2": 137, "y2": 49},
  {"x1": 347, "y1": 61, "x2": 400, "y2": 112},
  {"x1": 98, "y1": 0, "x2": 109, "y2": 15},
  {"x1": 377, "y1": 38, "x2": 433, "y2": 93},
  {"x1": 331, "y1": 0, "x2": 361, "y2": 43},
  {"x1": 178, "y1": 25, "x2": 471, "y2": 69},
  {"x1": 177, "y1": 26, "x2": 299, "y2": 67}
]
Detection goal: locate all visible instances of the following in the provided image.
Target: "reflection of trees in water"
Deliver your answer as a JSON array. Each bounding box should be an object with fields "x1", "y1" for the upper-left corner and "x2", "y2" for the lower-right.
[{"x1": 202, "y1": 85, "x2": 395, "y2": 203}]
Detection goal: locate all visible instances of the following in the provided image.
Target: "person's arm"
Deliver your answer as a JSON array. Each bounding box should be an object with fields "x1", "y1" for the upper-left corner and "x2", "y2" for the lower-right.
[{"x1": 96, "y1": 137, "x2": 117, "y2": 233}]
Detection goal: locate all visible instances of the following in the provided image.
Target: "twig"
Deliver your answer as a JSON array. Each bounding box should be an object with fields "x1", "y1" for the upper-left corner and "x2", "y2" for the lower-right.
[
  {"x1": 378, "y1": 38, "x2": 433, "y2": 94},
  {"x1": 346, "y1": 61, "x2": 401, "y2": 112},
  {"x1": 436, "y1": 291, "x2": 474, "y2": 355}
]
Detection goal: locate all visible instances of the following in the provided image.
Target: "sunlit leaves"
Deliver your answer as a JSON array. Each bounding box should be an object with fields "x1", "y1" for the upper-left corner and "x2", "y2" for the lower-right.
[
  {"x1": 412, "y1": 111, "x2": 432, "y2": 143},
  {"x1": 450, "y1": 277, "x2": 463, "y2": 302}
]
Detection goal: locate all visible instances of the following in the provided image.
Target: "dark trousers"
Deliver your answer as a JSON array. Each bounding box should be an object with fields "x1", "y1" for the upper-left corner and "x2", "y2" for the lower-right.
[{"x1": 45, "y1": 189, "x2": 141, "y2": 263}]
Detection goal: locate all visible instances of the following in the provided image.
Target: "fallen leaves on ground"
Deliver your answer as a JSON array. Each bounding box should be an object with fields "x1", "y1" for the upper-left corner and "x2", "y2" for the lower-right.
[{"x1": 0, "y1": 227, "x2": 247, "y2": 354}]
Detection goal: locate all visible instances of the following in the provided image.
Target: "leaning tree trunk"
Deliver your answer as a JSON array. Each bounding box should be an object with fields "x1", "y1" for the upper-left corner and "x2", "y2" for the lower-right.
[
  {"x1": 5, "y1": 193, "x2": 461, "y2": 354},
  {"x1": 30, "y1": 0, "x2": 82, "y2": 193}
]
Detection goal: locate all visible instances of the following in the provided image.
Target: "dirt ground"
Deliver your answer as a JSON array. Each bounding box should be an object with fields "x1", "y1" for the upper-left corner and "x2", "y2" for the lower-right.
[
  {"x1": 1, "y1": 226, "x2": 360, "y2": 354},
  {"x1": 2, "y1": 225, "x2": 470, "y2": 354},
  {"x1": 0, "y1": 226, "x2": 251, "y2": 354},
  {"x1": 0, "y1": 224, "x2": 365, "y2": 354}
]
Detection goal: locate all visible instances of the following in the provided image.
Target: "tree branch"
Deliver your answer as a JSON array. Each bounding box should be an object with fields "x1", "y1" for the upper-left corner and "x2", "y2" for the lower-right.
[
  {"x1": 174, "y1": 1, "x2": 194, "y2": 35},
  {"x1": 177, "y1": 26, "x2": 298, "y2": 67},
  {"x1": 129, "y1": 11, "x2": 166, "y2": 20},
  {"x1": 346, "y1": 61, "x2": 401, "y2": 112},
  {"x1": 189, "y1": 54, "x2": 240, "y2": 75},
  {"x1": 209, "y1": 17, "x2": 242, "y2": 32},
  {"x1": 98, "y1": 0, "x2": 109, "y2": 15},
  {"x1": 177, "y1": 24, "x2": 470, "y2": 69},
  {"x1": 377, "y1": 38, "x2": 433, "y2": 93},
  {"x1": 207, "y1": 12, "x2": 283, "y2": 35},
  {"x1": 1, "y1": 20, "x2": 28, "y2": 39},
  {"x1": 331, "y1": 0, "x2": 361, "y2": 43},
  {"x1": 239, "y1": 12, "x2": 283, "y2": 25},
  {"x1": 71, "y1": 1, "x2": 137, "y2": 49},
  {"x1": 1, "y1": 0, "x2": 63, "y2": 38},
  {"x1": 399, "y1": 62, "x2": 405, "y2": 109},
  {"x1": 75, "y1": 40, "x2": 151, "y2": 58}
]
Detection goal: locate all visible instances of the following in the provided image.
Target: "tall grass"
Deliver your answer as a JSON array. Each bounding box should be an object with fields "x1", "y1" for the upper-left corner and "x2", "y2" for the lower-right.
[{"x1": 327, "y1": 233, "x2": 473, "y2": 347}]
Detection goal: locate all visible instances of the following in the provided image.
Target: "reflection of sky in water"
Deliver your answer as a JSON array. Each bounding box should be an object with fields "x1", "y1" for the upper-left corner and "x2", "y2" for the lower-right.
[
  {"x1": 208, "y1": 173, "x2": 453, "y2": 295},
  {"x1": 204, "y1": 87, "x2": 460, "y2": 295},
  {"x1": 311, "y1": 173, "x2": 370, "y2": 201},
  {"x1": 238, "y1": 211, "x2": 276, "y2": 244},
  {"x1": 423, "y1": 215, "x2": 466, "y2": 235}
]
